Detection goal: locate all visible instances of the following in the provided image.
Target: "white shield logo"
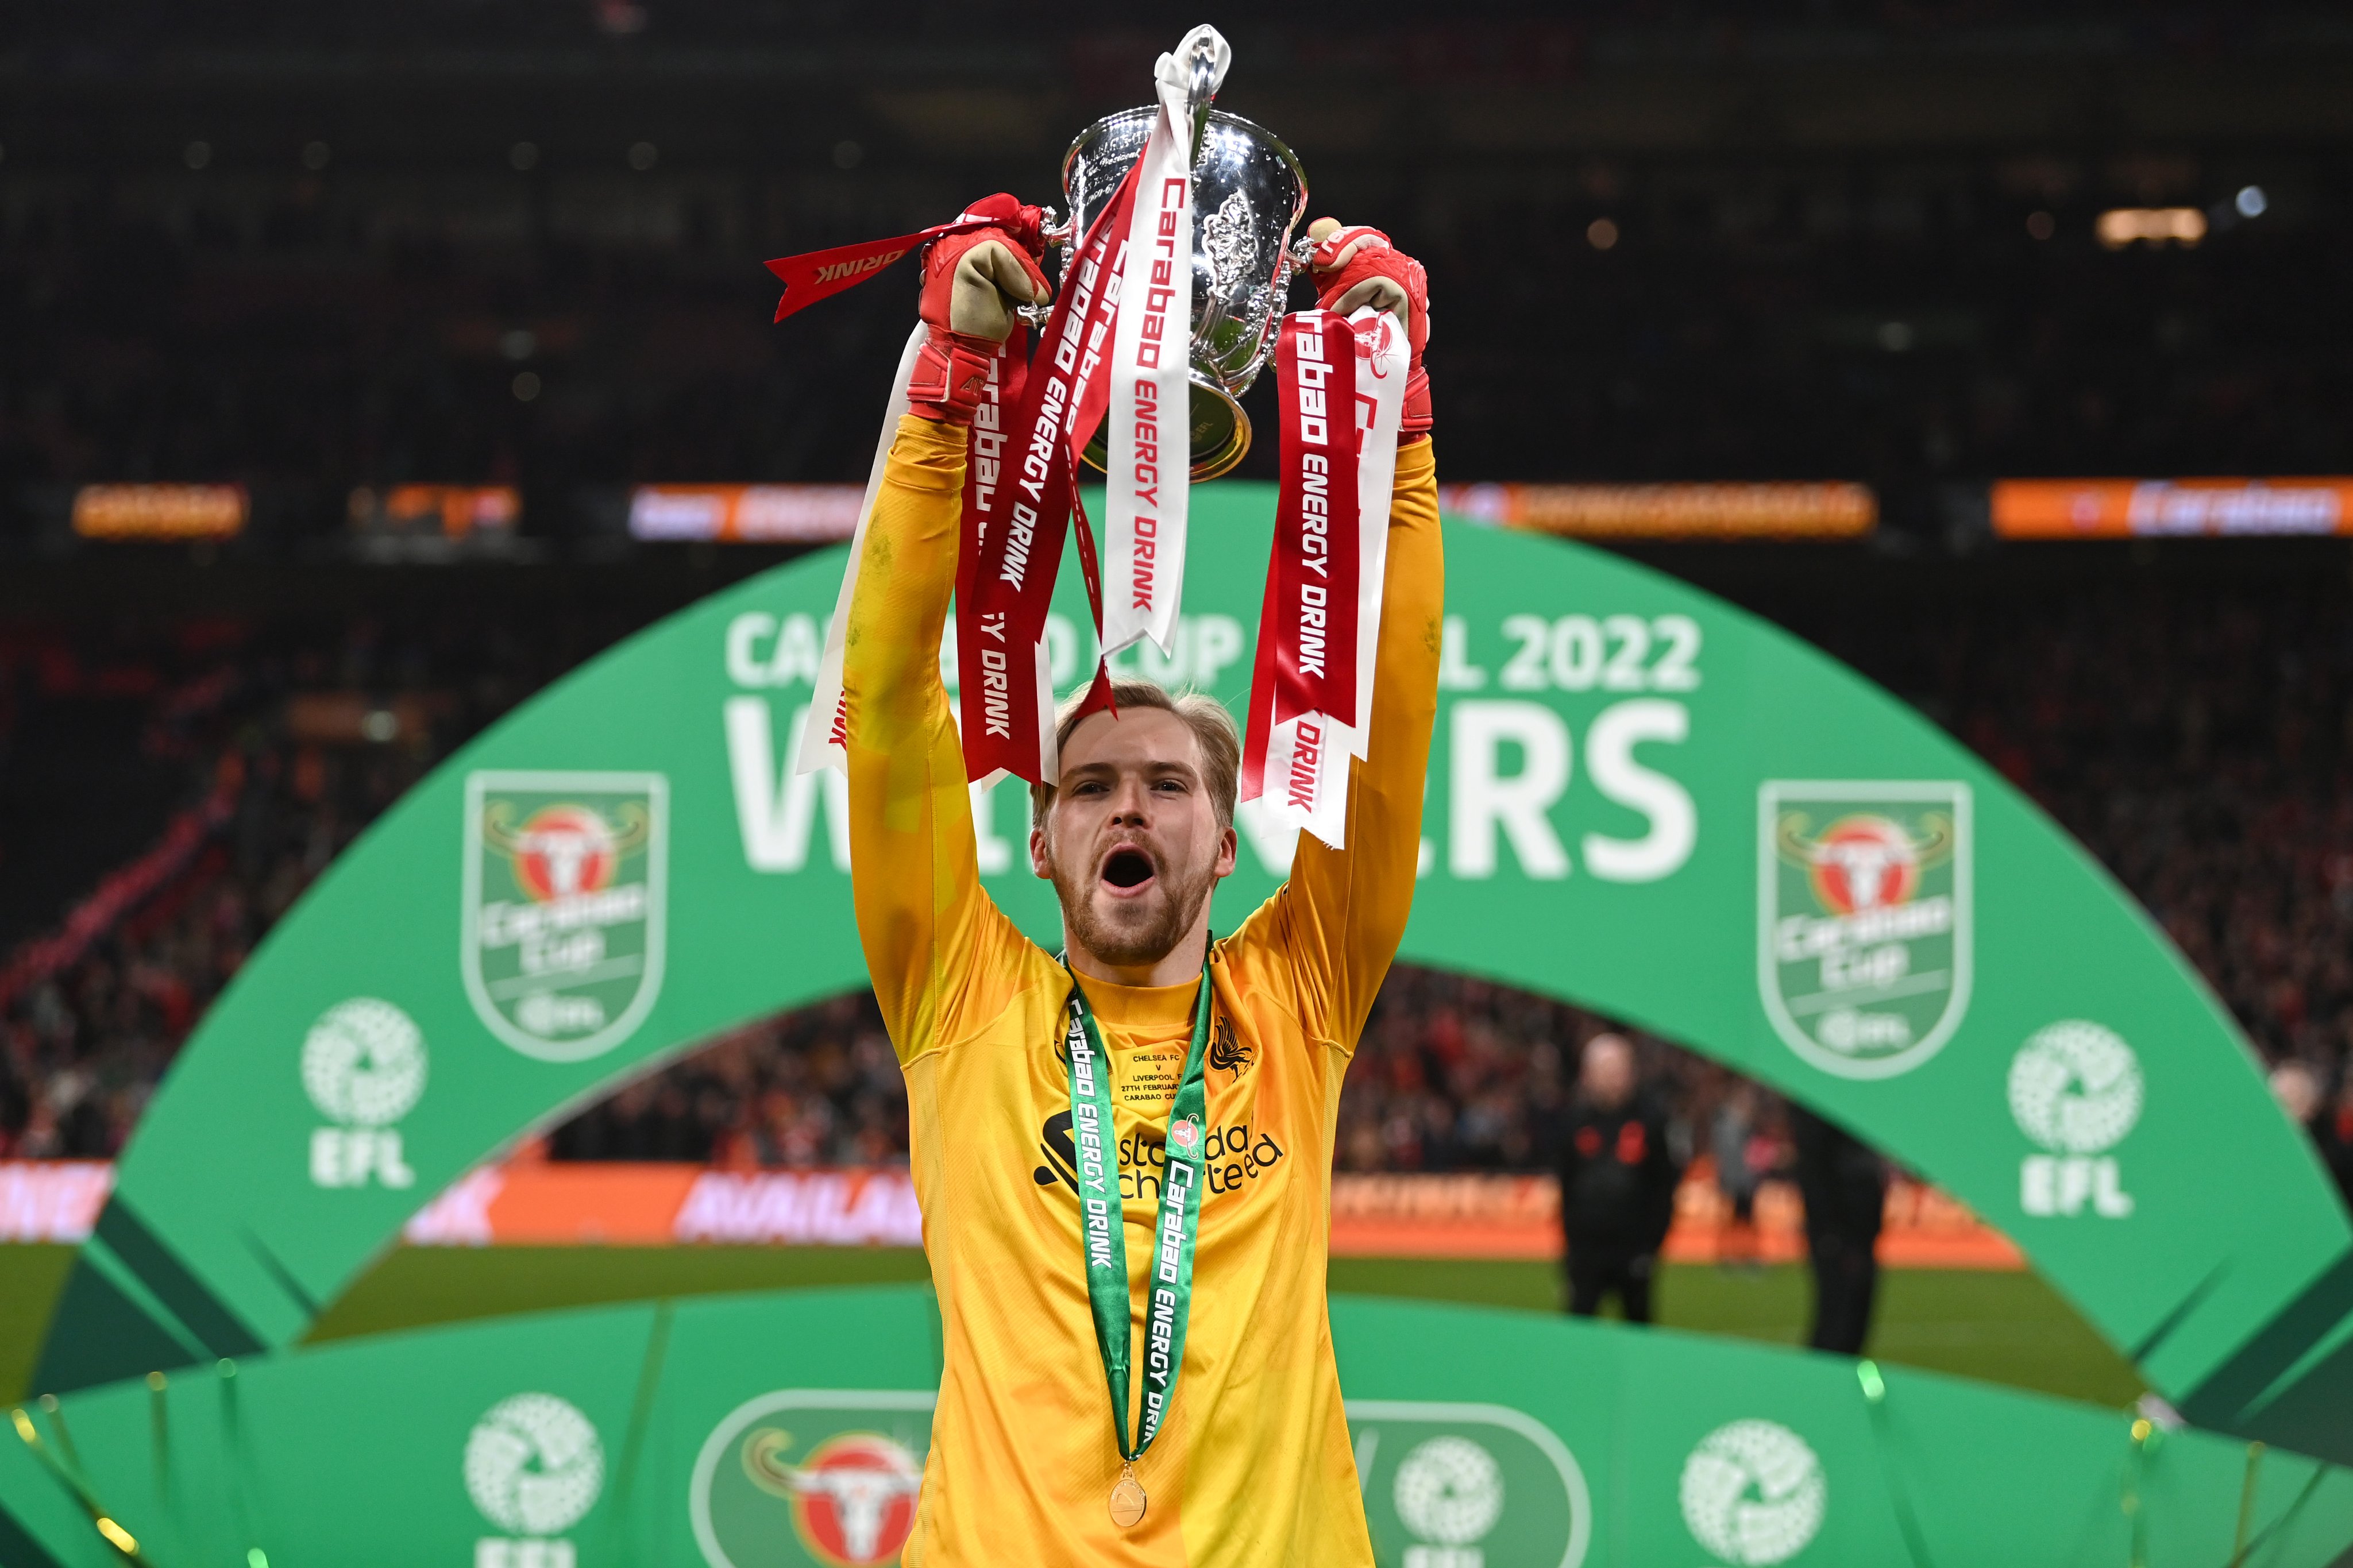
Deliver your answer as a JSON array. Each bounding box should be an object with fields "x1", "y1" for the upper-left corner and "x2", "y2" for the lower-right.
[
  {"x1": 1758, "y1": 781, "x2": 1972, "y2": 1080},
  {"x1": 462, "y1": 771, "x2": 668, "y2": 1063}
]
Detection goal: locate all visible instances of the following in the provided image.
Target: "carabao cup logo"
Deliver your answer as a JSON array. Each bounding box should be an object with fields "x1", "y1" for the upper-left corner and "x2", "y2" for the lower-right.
[
  {"x1": 1348, "y1": 1401, "x2": 1591, "y2": 1568},
  {"x1": 464, "y1": 1392, "x2": 605, "y2": 1537},
  {"x1": 462, "y1": 771, "x2": 668, "y2": 1062},
  {"x1": 691, "y1": 1390, "x2": 934, "y2": 1568},
  {"x1": 1680, "y1": 1419, "x2": 1826, "y2": 1565},
  {"x1": 1758, "y1": 782, "x2": 1972, "y2": 1079}
]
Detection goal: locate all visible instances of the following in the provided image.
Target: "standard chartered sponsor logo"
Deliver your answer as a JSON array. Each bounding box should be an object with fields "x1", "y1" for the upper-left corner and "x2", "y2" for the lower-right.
[
  {"x1": 302, "y1": 998, "x2": 424, "y2": 1189},
  {"x1": 466, "y1": 1392, "x2": 604, "y2": 1565},
  {"x1": 1680, "y1": 1419, "x2": 1826, "y2": 1565},
  {"x1": 1394, "y1": 1435, "x2": 1506, "y2": 1565},
  {"x1": 2009, "y1": 1020, "x2": 2141, "y2": 1218}
]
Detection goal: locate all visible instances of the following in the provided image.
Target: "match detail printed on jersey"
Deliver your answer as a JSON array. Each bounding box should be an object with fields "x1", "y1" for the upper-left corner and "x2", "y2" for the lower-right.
[
  {"x1": 1757, "y1": 780, "x2": 1972, "y2": 1080},
  {"x1": 463, "y1": 770, "x2": 669, "y2": 1063}
]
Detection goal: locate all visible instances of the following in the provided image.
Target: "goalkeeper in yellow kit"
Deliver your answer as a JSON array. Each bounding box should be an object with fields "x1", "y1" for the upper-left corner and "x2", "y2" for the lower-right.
[{"x1": 840, "y1": 197, "x2": 1440, "y2": 1566}]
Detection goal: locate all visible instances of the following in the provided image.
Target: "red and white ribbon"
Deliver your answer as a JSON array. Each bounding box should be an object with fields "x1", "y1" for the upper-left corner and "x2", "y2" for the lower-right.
[
  {"x1": 763, "y1": 208, "x2": 1019, "y2": 323},
  {"x1": 956, "y1": 164, "x2": 1140, "y2": 785},
  {"x1": 800, "y1": 326, "x2": 1029, "y2": 775},
  {"x1": 1239, "y1": 307, "x2": 1406, "y2": 848},
  {"x1": 1100, "y1": 29, "x2": 1225, "y2": 659}
]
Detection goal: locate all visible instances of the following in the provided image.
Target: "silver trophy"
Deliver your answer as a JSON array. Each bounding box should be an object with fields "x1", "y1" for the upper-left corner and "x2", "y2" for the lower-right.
[{"x1": 1058, "y1": 39, "x2": 1307, "y2": 481}]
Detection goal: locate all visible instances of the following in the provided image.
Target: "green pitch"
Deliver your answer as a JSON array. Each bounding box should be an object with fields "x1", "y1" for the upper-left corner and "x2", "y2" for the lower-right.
[{"x1": 0, "y1": 1243, "x2": 2142, "y2": 1409}]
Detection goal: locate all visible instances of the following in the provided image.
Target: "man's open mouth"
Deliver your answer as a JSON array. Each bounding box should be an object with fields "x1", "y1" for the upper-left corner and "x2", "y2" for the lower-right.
[{"x1": 1101, "y1": 845, "x2": 1157, "y2": 892}]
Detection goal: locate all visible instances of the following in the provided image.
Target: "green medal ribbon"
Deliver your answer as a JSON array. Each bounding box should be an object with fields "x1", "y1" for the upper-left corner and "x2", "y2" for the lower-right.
[{"x1": 1062, "y1": 955, "x2": 1214, "y2": 1465}]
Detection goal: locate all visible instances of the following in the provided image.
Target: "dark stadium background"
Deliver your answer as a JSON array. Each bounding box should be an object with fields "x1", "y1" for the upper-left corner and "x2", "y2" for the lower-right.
[{"x1": 3, "y1": 1, "x2": 2350, "y2": 1396}]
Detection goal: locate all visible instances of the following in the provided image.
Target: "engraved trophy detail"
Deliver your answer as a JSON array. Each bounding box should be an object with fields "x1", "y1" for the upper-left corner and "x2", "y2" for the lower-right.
[{"x1": 1059, "y1": 37, "x2": 1309, "y2": 481}]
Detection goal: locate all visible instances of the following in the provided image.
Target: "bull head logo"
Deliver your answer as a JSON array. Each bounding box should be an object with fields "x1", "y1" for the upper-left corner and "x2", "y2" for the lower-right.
[
  {"x1": 481, "y1": 801, "x2": 650, "y2": 903},
  {"x1": 744, "y1": 1427, "x2": 923, "y2": 1565},
  {"x1": 1776, "y1": 810, "x2": 1954, "y2": 916}
]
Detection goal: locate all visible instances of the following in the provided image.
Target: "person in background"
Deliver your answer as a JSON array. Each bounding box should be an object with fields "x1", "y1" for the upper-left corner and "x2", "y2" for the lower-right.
[
  {"x1": 2273, "y1": 1060, "x2": 2353, "y2": 1206},
  {"x1": 1711, "y1": 1083, "x2": 1766, "y2": 1269},
  {"x1": 2327, "y1": 1075, "x2": 2353, "y2": 1208},
  {"x1": 1559, "y1": 1032, "x2": 1682, "y2": 1323},
  {"x1": 1789, "y1": 1104, "x2": 1887, "y2": 1355}
]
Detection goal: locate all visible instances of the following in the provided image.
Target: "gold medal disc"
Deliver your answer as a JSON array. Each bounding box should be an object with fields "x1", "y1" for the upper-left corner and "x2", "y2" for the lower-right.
[{"x1": 1109, "y1": 1472, "x2": 1148, "y2": 1528}]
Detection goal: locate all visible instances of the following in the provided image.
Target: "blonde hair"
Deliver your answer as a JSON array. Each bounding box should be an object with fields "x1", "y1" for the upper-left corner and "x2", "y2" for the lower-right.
[{"x1": 1029, "y1": 680, "x2": 1241, "y2": 832}]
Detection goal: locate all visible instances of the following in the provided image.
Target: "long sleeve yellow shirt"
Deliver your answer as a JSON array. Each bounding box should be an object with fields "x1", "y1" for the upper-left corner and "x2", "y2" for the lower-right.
[{"x1": 842, "y1": 412, "x2": 1442, "y2": 1566}]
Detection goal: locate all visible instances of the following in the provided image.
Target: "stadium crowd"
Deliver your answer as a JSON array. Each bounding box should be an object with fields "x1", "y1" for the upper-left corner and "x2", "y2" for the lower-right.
[
  {"x1": 3, "y1": 8, "x2": 2349, "y2": 1175},
  {"x1": 4, "y1": 565, "x2": 2350, "y2": 1185},
  {"x1": 0, "y1": 608, "x2": 632, "y2": 1157}
]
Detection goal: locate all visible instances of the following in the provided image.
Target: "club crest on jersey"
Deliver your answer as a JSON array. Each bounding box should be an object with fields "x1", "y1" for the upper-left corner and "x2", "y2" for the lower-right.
[
  {"x1": 463, "y1": 771, "x2": 669, "y2": 1063},
  {"x1": 1207, "y1": 1015, "x2": 1254, "y2": 1084},
  {"x1": 1758, "y1": 781, "x2": 1972, "y2": 1080}
]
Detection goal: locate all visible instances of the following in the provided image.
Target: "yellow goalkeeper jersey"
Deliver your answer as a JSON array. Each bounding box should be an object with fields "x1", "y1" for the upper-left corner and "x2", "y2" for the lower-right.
[{"x1": 841, "y1": 414, "x2": 1442, "y2": 1566}]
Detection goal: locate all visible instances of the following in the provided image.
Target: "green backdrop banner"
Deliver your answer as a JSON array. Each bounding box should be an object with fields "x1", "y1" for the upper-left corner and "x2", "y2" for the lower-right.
[
  {"x1": 8, "y1": 1287, "x2": 2351, "y2": 1567},
  {"x1": 33, "y1": 488, "x2": 2353, "y2": 1462}
]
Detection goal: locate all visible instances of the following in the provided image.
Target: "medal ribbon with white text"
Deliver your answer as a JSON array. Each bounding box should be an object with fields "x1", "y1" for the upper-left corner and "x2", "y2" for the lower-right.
[{"x1": 1062, "y1": 957, "x2": 1213, "y2": 1469}]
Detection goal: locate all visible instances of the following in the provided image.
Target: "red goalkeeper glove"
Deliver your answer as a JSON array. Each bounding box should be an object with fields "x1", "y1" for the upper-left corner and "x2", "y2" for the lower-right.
[
  {"x1": 1306, "y1": 219, "x2": 1432, "y2": 440},
  {"x1": 908, "y1": 193, "x2": 1053, "y2": 424}
]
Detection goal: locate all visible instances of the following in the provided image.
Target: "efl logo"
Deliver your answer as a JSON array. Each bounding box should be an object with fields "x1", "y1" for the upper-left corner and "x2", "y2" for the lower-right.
[
  {"x1": 302, "y1": 997, "x2": 426, "y2": 1189},
  {"x1": 1680, "y1": 1419, "x2": 1825, "y2": 1566},
  {"x1": 2008, "y1": 1021, "x2": 2142, "y2": 1219},
  {"x1": 465, "y1": 1392, "x2": 605, "y2": 1568},
  {"x1": 1348, "y1": 1400, "x2": 1592, "y2": 1568}
]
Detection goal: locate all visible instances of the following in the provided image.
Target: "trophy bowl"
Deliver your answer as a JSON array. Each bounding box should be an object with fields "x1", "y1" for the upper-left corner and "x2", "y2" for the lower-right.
[{"x1": 1060, "y1": 106, "x2": 1308, "y2": 481}]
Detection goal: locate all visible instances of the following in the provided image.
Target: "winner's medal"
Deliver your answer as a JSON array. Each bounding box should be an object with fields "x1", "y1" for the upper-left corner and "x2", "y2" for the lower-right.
[
  {"x1": 1062, "y1": 955, "x2": 1217, "y2": 1530},
  {"x1": 1109, "y1": 1466, "x2": 1148, "y2": 1529}
]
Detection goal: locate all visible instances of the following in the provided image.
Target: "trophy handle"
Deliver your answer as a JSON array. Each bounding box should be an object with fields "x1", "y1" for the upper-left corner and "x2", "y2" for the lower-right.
[
  {"x1": 1185, "y1": 33, "x2": 1221, "y2": 110},
  {"x1": 1185, "y1": 34, "x2": 1220, "y2": 165}
]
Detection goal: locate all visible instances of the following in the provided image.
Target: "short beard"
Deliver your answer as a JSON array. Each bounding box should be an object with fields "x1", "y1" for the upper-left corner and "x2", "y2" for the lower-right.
[{"x1": 1049, "y1": 841, "x2": 1215, "y2": 972}]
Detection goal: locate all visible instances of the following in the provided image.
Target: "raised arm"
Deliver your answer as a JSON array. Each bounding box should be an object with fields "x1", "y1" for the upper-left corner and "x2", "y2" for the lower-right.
[
  {"x1": 1267, "y1": 218, "x2": 1442, "y2": 1047},
  {"x1": 842, "y1": 195, "x2": 1051, "y2": 1060},
  {"x1": 843, "y1": 417, "x2": 991, "y2": 1057},
  {"x1": 1281, "y1": 439, "x2": 1443, "y2": 1045}
]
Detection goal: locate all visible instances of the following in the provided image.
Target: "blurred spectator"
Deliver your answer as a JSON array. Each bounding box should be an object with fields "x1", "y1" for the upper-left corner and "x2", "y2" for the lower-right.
[
  {"x1": 1558, "y1": 1033, "x2": 1682, "y2": 1323},
  {"x1": 1710, "y1": 1084, "x2": 1770, "y2": 1269},
  {"x1": 546, "y1": 994, "x2": 907, "y2": 1168},
  {"x1": 0, "y1": 608, "x2": 630, "y2": 1156},
  {"x1": 1789, "y1": 1106, "x2": 1887, "y2": 1355},
  {"x1": 2274, "y1": 1060, "x2": 2353, "y2": 1208},
  {"x1": 2320, "y1": 1080, "x2": 2353, "y2": 1210}
]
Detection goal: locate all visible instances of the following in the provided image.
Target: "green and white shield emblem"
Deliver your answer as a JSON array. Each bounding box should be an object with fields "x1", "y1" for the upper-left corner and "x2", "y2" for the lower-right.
[
  {"x1": 462, "y1": 770, "x2": 668, "y2": 1063},
  {"x1": 1758, "y1": 780, "x2": 1971, "y2": 1079}
]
